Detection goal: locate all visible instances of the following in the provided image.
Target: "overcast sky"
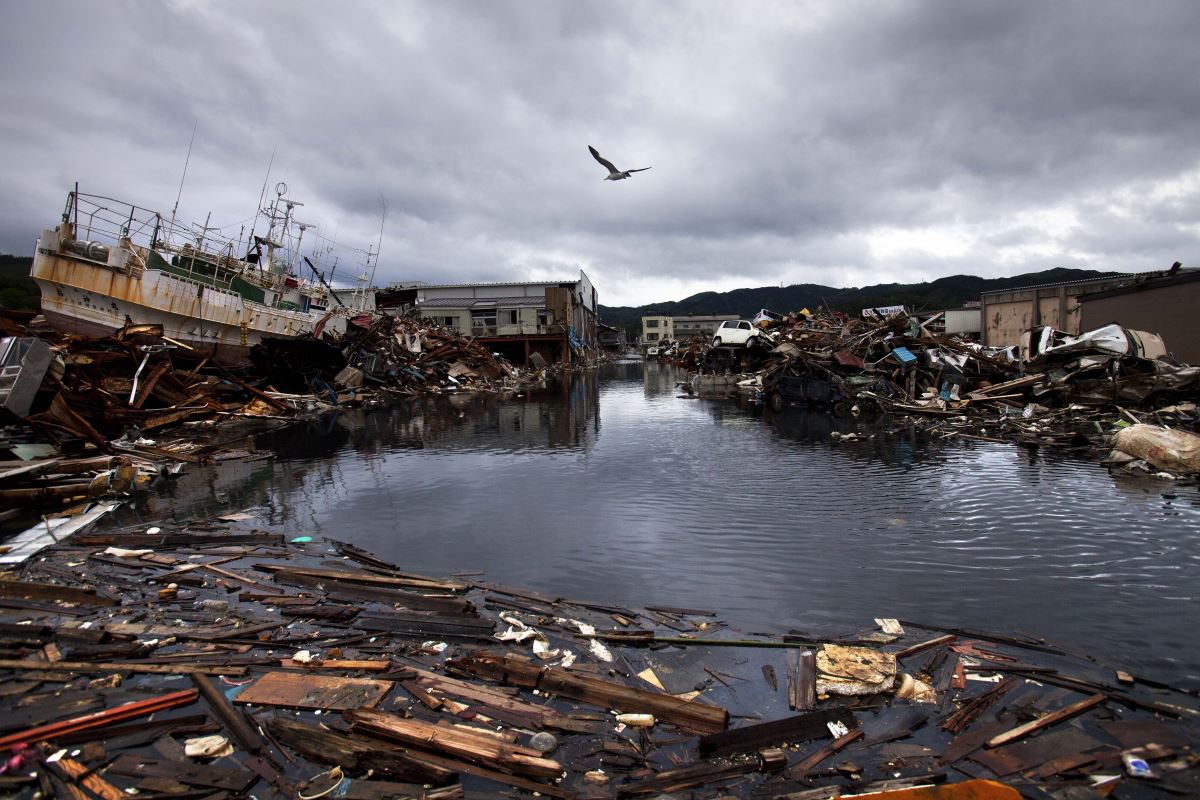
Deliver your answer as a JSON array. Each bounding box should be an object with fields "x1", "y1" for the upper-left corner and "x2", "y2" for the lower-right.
[{"x1": 2, "y1": 1, "x2": 1198, "y2": 307}]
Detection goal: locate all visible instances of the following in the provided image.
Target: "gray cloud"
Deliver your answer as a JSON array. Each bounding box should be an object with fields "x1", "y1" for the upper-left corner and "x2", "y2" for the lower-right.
[{"x1": 1, "y1": 0, "x2": 1197, "y2": 306}]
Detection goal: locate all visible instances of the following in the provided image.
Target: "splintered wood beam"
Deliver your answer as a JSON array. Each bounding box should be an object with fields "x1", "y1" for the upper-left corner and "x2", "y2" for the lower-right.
[
  {"x1": 0, "y1": 689, "x2": 198, "y2": 749},
  {"x1": 0, "y1": 659, "x2": 247, "y2": 677},
  {"x1": 786, "y1": 729, "x2": 865, "y2": 778},
  {"x1": 0, "y1": 579, "x2": 118, "y2": 606},
  {"x1": 346, "y1": 708, "x2": 563, "y2": 781},
  {"x1": 266, "y1": 718, "x2": 455, "y2": 786},
  {"x1": 617, "y1": 748, "x2": 787, "y2": 796},
  {"x1": 699, "y1": 709, "x2": 855, "y2": 757},
  {"x1": 192, "y1": 673, "x2": 264, "y2": 755},
  {"x1": 449, "y1": 651, "x2": 730, "y2": 735},
  {"x1": 985, "y1": 693, "x2": 1105, "y2": 748}
]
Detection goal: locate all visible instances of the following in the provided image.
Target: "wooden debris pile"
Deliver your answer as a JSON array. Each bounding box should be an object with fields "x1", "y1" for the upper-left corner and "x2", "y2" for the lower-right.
[
  {"x1": 22, "y1": 322, "x2": 267, "y2": 445},
  {"x1": 0, "y1": 517, "x2": 1195, "y2": 798},
  {"x1": 250, "y1": 314, "x2": 557, "y2": 397}
]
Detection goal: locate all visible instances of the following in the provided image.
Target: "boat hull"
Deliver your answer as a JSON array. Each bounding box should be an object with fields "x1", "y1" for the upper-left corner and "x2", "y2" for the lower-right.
[{"x1": 32, "y1": 245, "x2": 343, "y2": 366}]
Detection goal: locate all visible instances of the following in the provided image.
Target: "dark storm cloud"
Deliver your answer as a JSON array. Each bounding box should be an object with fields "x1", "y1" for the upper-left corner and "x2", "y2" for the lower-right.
[{"x1": 1, "y1": 0, "x2": 1197, "y2": 305}]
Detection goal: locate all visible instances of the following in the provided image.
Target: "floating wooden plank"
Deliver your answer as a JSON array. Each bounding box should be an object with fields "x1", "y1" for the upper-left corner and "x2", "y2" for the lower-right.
[
  {"x1": 862, "y1": 707, "x2": 931, "y2": 745},
  {"x1": 940, "y1": 677, "x2": 1018, "y2": 734},
  {"x1": 940, "y1": 721, "x2": 1009, "y2": 765},
  {"x1": 107, "y1": 754, "x2": 258, "y2": 792},
  {"x1": 699, "y1": 709, "x2": 856, "y2": 757},
  {"x1": 1098, "y1": 718, "x2": 1196, "y2": 749},
  {"x1": 0, "y1": 688, "x2": 197, "y2": 748},
  {"x1": 192, "y1": 673, "x2": 264, "y2": 755},
  {"x1": 339, "y1": 779, "x2": 463, "y2": 800},
  {"x1": 787, "y1": 649, "x2": 815, "y2": 711},
  {"x1": 56, "y1": 757, "x2": 123, "y2": 800},
  {"x1": 967, "y1": 373, "x2": 1046, "y2": 399},
  {"x1": 450, "y1": 650, "x2": 729, "y2": 735},
  {"x1": 899, "y1": 621, "x2": 1063, "y2": 654},
  {"x1": 617, "y1": 748, "x2": 786, "y2": 797},
  {"x1": 73, "y1": 531, "x2": 285, "y2": 547},
  {"x1": 255, "y1": 564, "x2": 466, "y2": 593},
  {"x1": 279, "y1": 658, "x2": 392, "y2": 671},
  {"x1": 266, "y1": 718, "x2": 454, "y2": 785},
  {"x1": 985, "y1": 694, "x2": 1105, "y2": 748},
  {"x1": 270, "y1": 571, "x2": 471, "y2": 613},
  {"x1": 1, "y1": 695, "x2": 104, "y2": 734},
  {"x1": 785, "y1": 729, "x2": 864, "y2": 778},
  {"x1": 970, "y1": 728, "x2": 1105, "y2": 777},
  {"x1": 233, "y1": 670, "x2": 392, "y2": 710},
  {"x1": 0, "y1": 459, "x2": 61, "y2": 482},
  {"x1": 354, "y1": 611, "x2": 493, "y2": 640},
  {"x1": 0, "y1": 503, "x2": 120, "y2": 565},
  {"x1": 0, "y1": 579, "x2": 118, "y2": 607},
  {"x1": 0, "y1": 657, "x2": 244, "y2": 676},
  {"x1": 347, "y1": 708, "x2": 563, "y2": 781}
]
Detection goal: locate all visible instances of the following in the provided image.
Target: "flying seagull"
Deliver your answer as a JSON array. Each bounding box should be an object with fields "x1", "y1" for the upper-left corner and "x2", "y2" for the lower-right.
[{"x1": 589, "y1": 145, "x2": 651, "y2": 180}]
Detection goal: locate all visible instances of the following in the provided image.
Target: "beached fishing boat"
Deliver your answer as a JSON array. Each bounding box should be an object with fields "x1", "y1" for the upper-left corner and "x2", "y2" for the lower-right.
[{"x1": 30, "y1": 184, "x2": 350, "y2": 365}]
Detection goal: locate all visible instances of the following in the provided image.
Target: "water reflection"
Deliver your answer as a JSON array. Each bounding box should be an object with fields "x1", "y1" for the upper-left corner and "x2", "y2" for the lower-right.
[{"x1": 105, "y1": 359, "x2": 1199, "y2": 687}]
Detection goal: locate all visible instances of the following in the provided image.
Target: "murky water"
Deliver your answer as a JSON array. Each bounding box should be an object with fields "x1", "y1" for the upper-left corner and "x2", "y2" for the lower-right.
[{"x1": 138, "y1": 359, "x2": 1199, "y2": 687}]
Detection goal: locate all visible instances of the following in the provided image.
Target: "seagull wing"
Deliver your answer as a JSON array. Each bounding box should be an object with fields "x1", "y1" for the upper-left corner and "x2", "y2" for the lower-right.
[
  {"x1": 588, "y1": 145, "x2": 619, "y2": 174},
  {"x1": 627, "y1": 167, "x2": 652, "y2": 173}
]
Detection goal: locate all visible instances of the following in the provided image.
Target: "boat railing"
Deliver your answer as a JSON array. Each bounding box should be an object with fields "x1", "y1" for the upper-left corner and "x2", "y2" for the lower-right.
[
  {"x1": 60, "y1": 187, "x2": 331, "y2": 305},
  {"x1": 66, "y1": 190, "x2": 235, "y2": 261}
]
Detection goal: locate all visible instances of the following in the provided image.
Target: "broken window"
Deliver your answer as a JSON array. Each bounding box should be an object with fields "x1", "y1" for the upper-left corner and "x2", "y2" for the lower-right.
[{"x1": 471, "y1": 309, "x2": 497, "y2": 336}]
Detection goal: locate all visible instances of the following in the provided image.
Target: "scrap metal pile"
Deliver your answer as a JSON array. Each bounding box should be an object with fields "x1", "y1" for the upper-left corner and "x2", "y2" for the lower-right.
[
  {"x1": 0, "y1": 516, "x2": 1195, "y2": 798},
  {"x1": 685, "y1": 310, "x2": 1200, "y2": 475}
]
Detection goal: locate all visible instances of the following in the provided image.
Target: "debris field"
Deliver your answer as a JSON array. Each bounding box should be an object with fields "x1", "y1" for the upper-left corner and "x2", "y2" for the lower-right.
[{"x1": 0, "y1": 516, "x2": 1195, "y2": 798}]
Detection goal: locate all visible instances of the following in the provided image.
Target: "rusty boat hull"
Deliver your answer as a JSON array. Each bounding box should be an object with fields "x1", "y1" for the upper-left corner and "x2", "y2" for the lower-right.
[{"x1": 32, "y1": 228, "x2": 345, "y2": 367}]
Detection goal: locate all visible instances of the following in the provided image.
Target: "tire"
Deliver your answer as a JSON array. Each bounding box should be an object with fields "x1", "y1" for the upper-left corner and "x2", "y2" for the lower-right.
[
  {"x1": 832, "y1": 401, "x2": 850, "y2": 417},
  {"x1": 768, "y1": 391, "x2": 785, "y2": 412},
  {"x1": 712, "y1": 337, "x2": 722, "y2": 347}
]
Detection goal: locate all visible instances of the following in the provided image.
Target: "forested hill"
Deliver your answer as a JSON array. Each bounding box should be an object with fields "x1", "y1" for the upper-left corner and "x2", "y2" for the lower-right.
[
  {"x1": 0, "y1": 255, "x2": 38, "y2": 310},
  {"x1": 598, "y1": 267, "x2": 1125, "y2": 332}
]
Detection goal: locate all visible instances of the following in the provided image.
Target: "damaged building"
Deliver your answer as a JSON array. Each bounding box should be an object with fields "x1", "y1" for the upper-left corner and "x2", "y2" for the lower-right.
[{"x1": 397, "y1": 271, "x2": 599, "y2": 367}]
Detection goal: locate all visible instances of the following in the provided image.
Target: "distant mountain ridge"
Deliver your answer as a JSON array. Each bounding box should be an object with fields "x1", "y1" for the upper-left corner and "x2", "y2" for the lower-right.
[{"x1": 598, "y1": 267, "x2": 1126, "y2": 333}]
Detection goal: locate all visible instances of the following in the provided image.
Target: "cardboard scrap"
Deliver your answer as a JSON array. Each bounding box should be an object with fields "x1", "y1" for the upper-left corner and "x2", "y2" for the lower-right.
[{"x1": 816, "y1": 645, "x2": 896, "y2": 696}]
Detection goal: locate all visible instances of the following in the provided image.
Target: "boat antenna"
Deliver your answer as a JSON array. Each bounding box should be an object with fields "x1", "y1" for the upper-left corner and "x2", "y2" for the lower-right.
[
  {"x1": 170, "y1": 119, "x2": 199, "y2": 230},
  {"x1": 368, "y1": 191, "x2": 388, "y2": 294},
  {"x1": 245, "y1": 145, "x2": 276, "y2": 260}
]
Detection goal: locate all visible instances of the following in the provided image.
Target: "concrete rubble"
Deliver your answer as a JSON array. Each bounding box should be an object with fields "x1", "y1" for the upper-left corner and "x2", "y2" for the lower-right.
[{"x1": 0, "y1": 514, "x2": 1194, "y2": 798}]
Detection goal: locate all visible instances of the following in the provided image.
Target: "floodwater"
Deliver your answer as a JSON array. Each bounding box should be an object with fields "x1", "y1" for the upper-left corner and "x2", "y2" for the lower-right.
[{"x1": 142, "y1": 358, "x2": 1199, "y2": 687}]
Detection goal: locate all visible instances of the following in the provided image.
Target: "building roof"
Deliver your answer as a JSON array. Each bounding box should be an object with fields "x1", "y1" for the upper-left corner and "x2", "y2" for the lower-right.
[
  {"x1": 1078, "y1": 268, "x2": 1200, "y2": 302},
  {"x1": 417, "y1": 296, "x2": 546, "y2": 308},
  {"x1": 978, "y1": 272, "x2": 1147, "y2": 296},
  {"x1": 414, "y1": 279, "x2": 578, "y2": 290}
]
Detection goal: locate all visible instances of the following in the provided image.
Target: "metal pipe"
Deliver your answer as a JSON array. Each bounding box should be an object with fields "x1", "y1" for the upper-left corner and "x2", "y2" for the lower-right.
[{"x1": 63, "y1": 239, "x2": 110, "y2": 261}]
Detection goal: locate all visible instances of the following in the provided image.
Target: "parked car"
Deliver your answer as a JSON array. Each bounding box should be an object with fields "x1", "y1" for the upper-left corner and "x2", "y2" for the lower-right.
[{"x1": 712, "y1": 319, "x2": 767, "y2": 348}]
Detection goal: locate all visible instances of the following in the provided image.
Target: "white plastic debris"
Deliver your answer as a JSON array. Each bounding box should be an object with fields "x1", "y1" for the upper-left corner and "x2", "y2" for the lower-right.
[
  {"x1": 588, "y1": 638, "x2": 614, "y2": 663},
  {"x1": 827, "y1": 720, "x2": 850, "y2": 737},
  {"x1": 292, "y1": 650, "x2": 314, "y2": 664},
  {"x1": 615, "y1": 713, "x2": 655, "y2": 727},
  {"x1": 184, "y1": 735, "x2": 233, "y2": 758},
  {"x1": 103, "y1": 547, "x2": 153, "y2": 558}
]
